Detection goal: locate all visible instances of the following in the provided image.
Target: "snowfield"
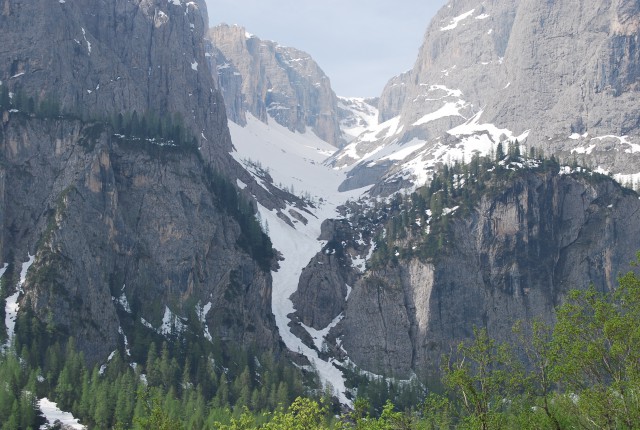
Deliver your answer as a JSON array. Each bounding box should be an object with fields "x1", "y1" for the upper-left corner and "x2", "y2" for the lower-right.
[{"x1": 229, "y1": 114, "x2": 370, "y2": 404}]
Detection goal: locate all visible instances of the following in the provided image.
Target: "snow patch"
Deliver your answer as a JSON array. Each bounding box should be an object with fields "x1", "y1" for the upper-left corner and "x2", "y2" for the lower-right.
[
  {"x1": 4, "y1": 255, "x2": 35, "y2": 350},
  {"x1": 345, "y1": 284, "x2": 353, "y2": 301},
  {"x1": 569, "y1": 132, "x2": 589, "y2": 140},
  {"x1": 81, "y1": 28, "x2": 91, "y2": 55},
  {"x1": 160, "y1": 306, "x2": 186, "y2": 336},
  {"x1": 118, "y1": 326, "x2": 131, "y2": 356},
  {"x1": 475, "y1": 13, "x2": 490, "y2": 20},
  {"x1": 140, "y1": 317, "x2": 155, "y2": 330},
  {"x1": 197, "y1": 302, "x2": 214, "y2": 342},
  {"x1": 229, "y1": 111, "x2": 381, "y2": 405},
  {"x1": 380, "y1": 139, "x2": 427, "y2": 161},
  {"x1": 441, "y1": 9, "x2": 475, "y2": 31},
  {"x1": 413, "y1": 101, "x2": 467, "y2": 126},
  {"x1": 191, "y1": 61, "x2": 198, "y2": 71},
  {"x1": 301, "y1": 313, "x2": 344, "y2": 352},
  {"x1": 571, "y1": 144, "x2": 596, "y2": 155},
  {"x1": 115, "y1": 289, "x2": 132, "y2": 313},
  {"x1": 20, "y1": 254, "x2": 35, "y2": 285},
  {"x1": 39, "y1": 398, "x2": 86, "y2": 430},
  {"x1": 442, "y1": 206, "x2": 460, "y2": 216}
]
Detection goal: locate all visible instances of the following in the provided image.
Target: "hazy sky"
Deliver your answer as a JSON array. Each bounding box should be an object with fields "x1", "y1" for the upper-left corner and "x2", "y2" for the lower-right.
[{"x1": 204, "y1": 0, "x2": 447, "y2": 97}]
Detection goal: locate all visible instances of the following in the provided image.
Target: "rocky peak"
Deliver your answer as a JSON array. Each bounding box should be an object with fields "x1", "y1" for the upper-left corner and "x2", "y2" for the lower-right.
[
  {"x1": 335, "y1": 0, "x2": 640, "y2": 193},
  {"x1": 207, "y1": 24, "x2": 344, "y2": 147}
]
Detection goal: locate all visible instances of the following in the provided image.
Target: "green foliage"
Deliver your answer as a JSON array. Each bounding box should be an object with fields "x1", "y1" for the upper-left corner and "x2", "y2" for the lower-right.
[
  {"x1": 204, "y1": 167, "x2": 275, "y2": 271},
  {"x1": 442, "y1": 327, "x2": 523, "y2": 430},
  {"x1": 2, "y1": 257, "x2": 640, "y2": 428},
  {"x1": 436, "y1": 253, "x2": 640, "y2": 429},
  {"x1": 547, "y1": 254, "x2": 640, "y2": 429}
]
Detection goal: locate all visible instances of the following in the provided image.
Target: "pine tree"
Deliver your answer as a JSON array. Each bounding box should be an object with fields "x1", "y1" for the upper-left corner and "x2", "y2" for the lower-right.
[
  {"x1": 93, "y1": 380, "x2": 112, "y2": 429},
  {"x1": 214, "y1": 373, "x2": 229, "y2": 408},
  {"x1": 496, "y1": 141, "x2": 505, "y2": 161}
]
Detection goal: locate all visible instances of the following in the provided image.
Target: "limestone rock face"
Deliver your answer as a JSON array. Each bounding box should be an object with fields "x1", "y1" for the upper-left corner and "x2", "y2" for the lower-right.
[
  {"x1": 346, "y1": 172, "x2": 640, "y2": 377},
  {"x1": 0, "y1": 0, "x2": 280, "y2": 362},
  {"x1": 335, "y1": 0, "x2": 640, "y2": 191},
  {"x1": 208, "y1": 24, "x2": 344, "y2": 146},
  {"x1": 0, "y1": 0, "x2": 233, "y2": 171},
  {"x1": 296, "y1": 171, "x2": 640, "y2": 378},
  {"x1": 0, "y1": 116, "x2": 279, "y2": 362}
]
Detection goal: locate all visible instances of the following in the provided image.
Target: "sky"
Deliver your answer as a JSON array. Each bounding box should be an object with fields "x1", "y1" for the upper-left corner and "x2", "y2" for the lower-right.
[{"x1": 204, "y1": 0, "x2": 447, "y2": 97}]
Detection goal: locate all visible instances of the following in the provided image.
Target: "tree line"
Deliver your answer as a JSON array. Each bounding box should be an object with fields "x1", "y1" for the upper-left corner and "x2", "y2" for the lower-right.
[{"x1": 365, "y1": 143, "x2": 617, "y2": 269}]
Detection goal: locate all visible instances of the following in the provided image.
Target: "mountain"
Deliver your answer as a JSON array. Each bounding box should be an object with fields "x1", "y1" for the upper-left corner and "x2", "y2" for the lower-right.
[
  {"x1": 207, "y1": 3, "x2": 640, "y2": 401},
  {"x1": 331, "y1": 167, "x2": 640, "y2": 378},
  {"x1": 0, "y1": 0, "x2": 279, "y2": 363},
  {"x1": 207, "y1": 24, "x2": 344, "y2": 147},
  {"x1": 2, "y1": 0, "x2": 640, "y2": 415},
  {"x1": 333, "y1": 0, "x2": 640, "y2": 194}
]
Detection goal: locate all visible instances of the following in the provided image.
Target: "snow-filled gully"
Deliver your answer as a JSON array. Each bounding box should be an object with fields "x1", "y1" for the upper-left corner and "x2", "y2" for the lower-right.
[{"x1": 229, "y1": 114, "x2": 369, "y2": 405}]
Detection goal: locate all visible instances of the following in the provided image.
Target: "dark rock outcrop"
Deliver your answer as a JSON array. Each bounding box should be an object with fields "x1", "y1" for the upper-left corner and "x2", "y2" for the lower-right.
[{"x1": 0, "y1": 115, "x2": 278, "y2": 362}]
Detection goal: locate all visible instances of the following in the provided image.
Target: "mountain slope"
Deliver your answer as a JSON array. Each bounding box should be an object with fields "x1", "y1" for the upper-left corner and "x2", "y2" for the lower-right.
[
  {"x1": 0, "y1": 0, "x2": 279, "y2": 363},
  {"x1": 297, "y1": 160, "x2": 640, "y2": 379},
  {"x1": 333, "y1": 0, "x2": 640, "y2": 194}
]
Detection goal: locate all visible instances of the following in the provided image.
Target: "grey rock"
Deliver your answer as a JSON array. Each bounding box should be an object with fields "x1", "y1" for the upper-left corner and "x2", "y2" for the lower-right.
[
  {"x1": 291, "y1": 219, "x2": 361, "y2": 330},
  {"x1": 0, "y1": 115, "x2": 278, "y2": 363},
  {"x1": 207, "y1": 24, "x2": 344, "y2": 147},
  {"x1": 0, "y1": 0, "x2": 282, "y2": 363},
  {"x1": 337, "y1": 0, "x2": 640, "y2": 191},
  {"x1": 0, "y1": 0, "x2": 233, "y2": 173},
  {"x1": 337, "y1": 171, "x2": 640, "y2": 378}
]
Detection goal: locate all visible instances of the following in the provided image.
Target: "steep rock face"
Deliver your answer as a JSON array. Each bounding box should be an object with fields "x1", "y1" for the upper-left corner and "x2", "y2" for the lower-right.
[
  {"x1": 208, "y1": 24, "x2": 344, "y2": 146},
  {"x1": 206, "y1": 42, "x2": 247, "y2": 126},
  {"x1": 0, "y1": 0, "x2": 282, "y2": 363},
  {"x1": 297, "y1": 171, "x2": 640, "y2": 378},
  {"x1": 0, "y1": 115, "x2": 278, "y2": 362},
  {"x1": 290, "y1": 219, "x2": 363, "y2": 330},
  {"x1": 336, "y1": 0, "x2": 640, "y2": 189},
  {"x1": 0, "y1": 0, "x2": 230, "y2": 171}
]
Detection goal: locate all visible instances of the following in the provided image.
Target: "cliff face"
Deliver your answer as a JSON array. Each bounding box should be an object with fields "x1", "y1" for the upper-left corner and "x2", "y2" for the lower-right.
[
  {"x1": 0, "y1": 114, "x2": 278, "y2": 362},
  {"x1": 0, "y1": 0, "x2": 280, "y2": 362},
  {"x1": 297, "y1": 170, "x2": 640, "y2": 378},
  {"x1": 207, "y1": 24, "x2": 344, "y2": 146},
  {"x1": 335, "y1": 0, "x2": 640, "y2": 190},
  {"x1": 0, "y1": 0, "x2": 230, "y2": 171}
]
